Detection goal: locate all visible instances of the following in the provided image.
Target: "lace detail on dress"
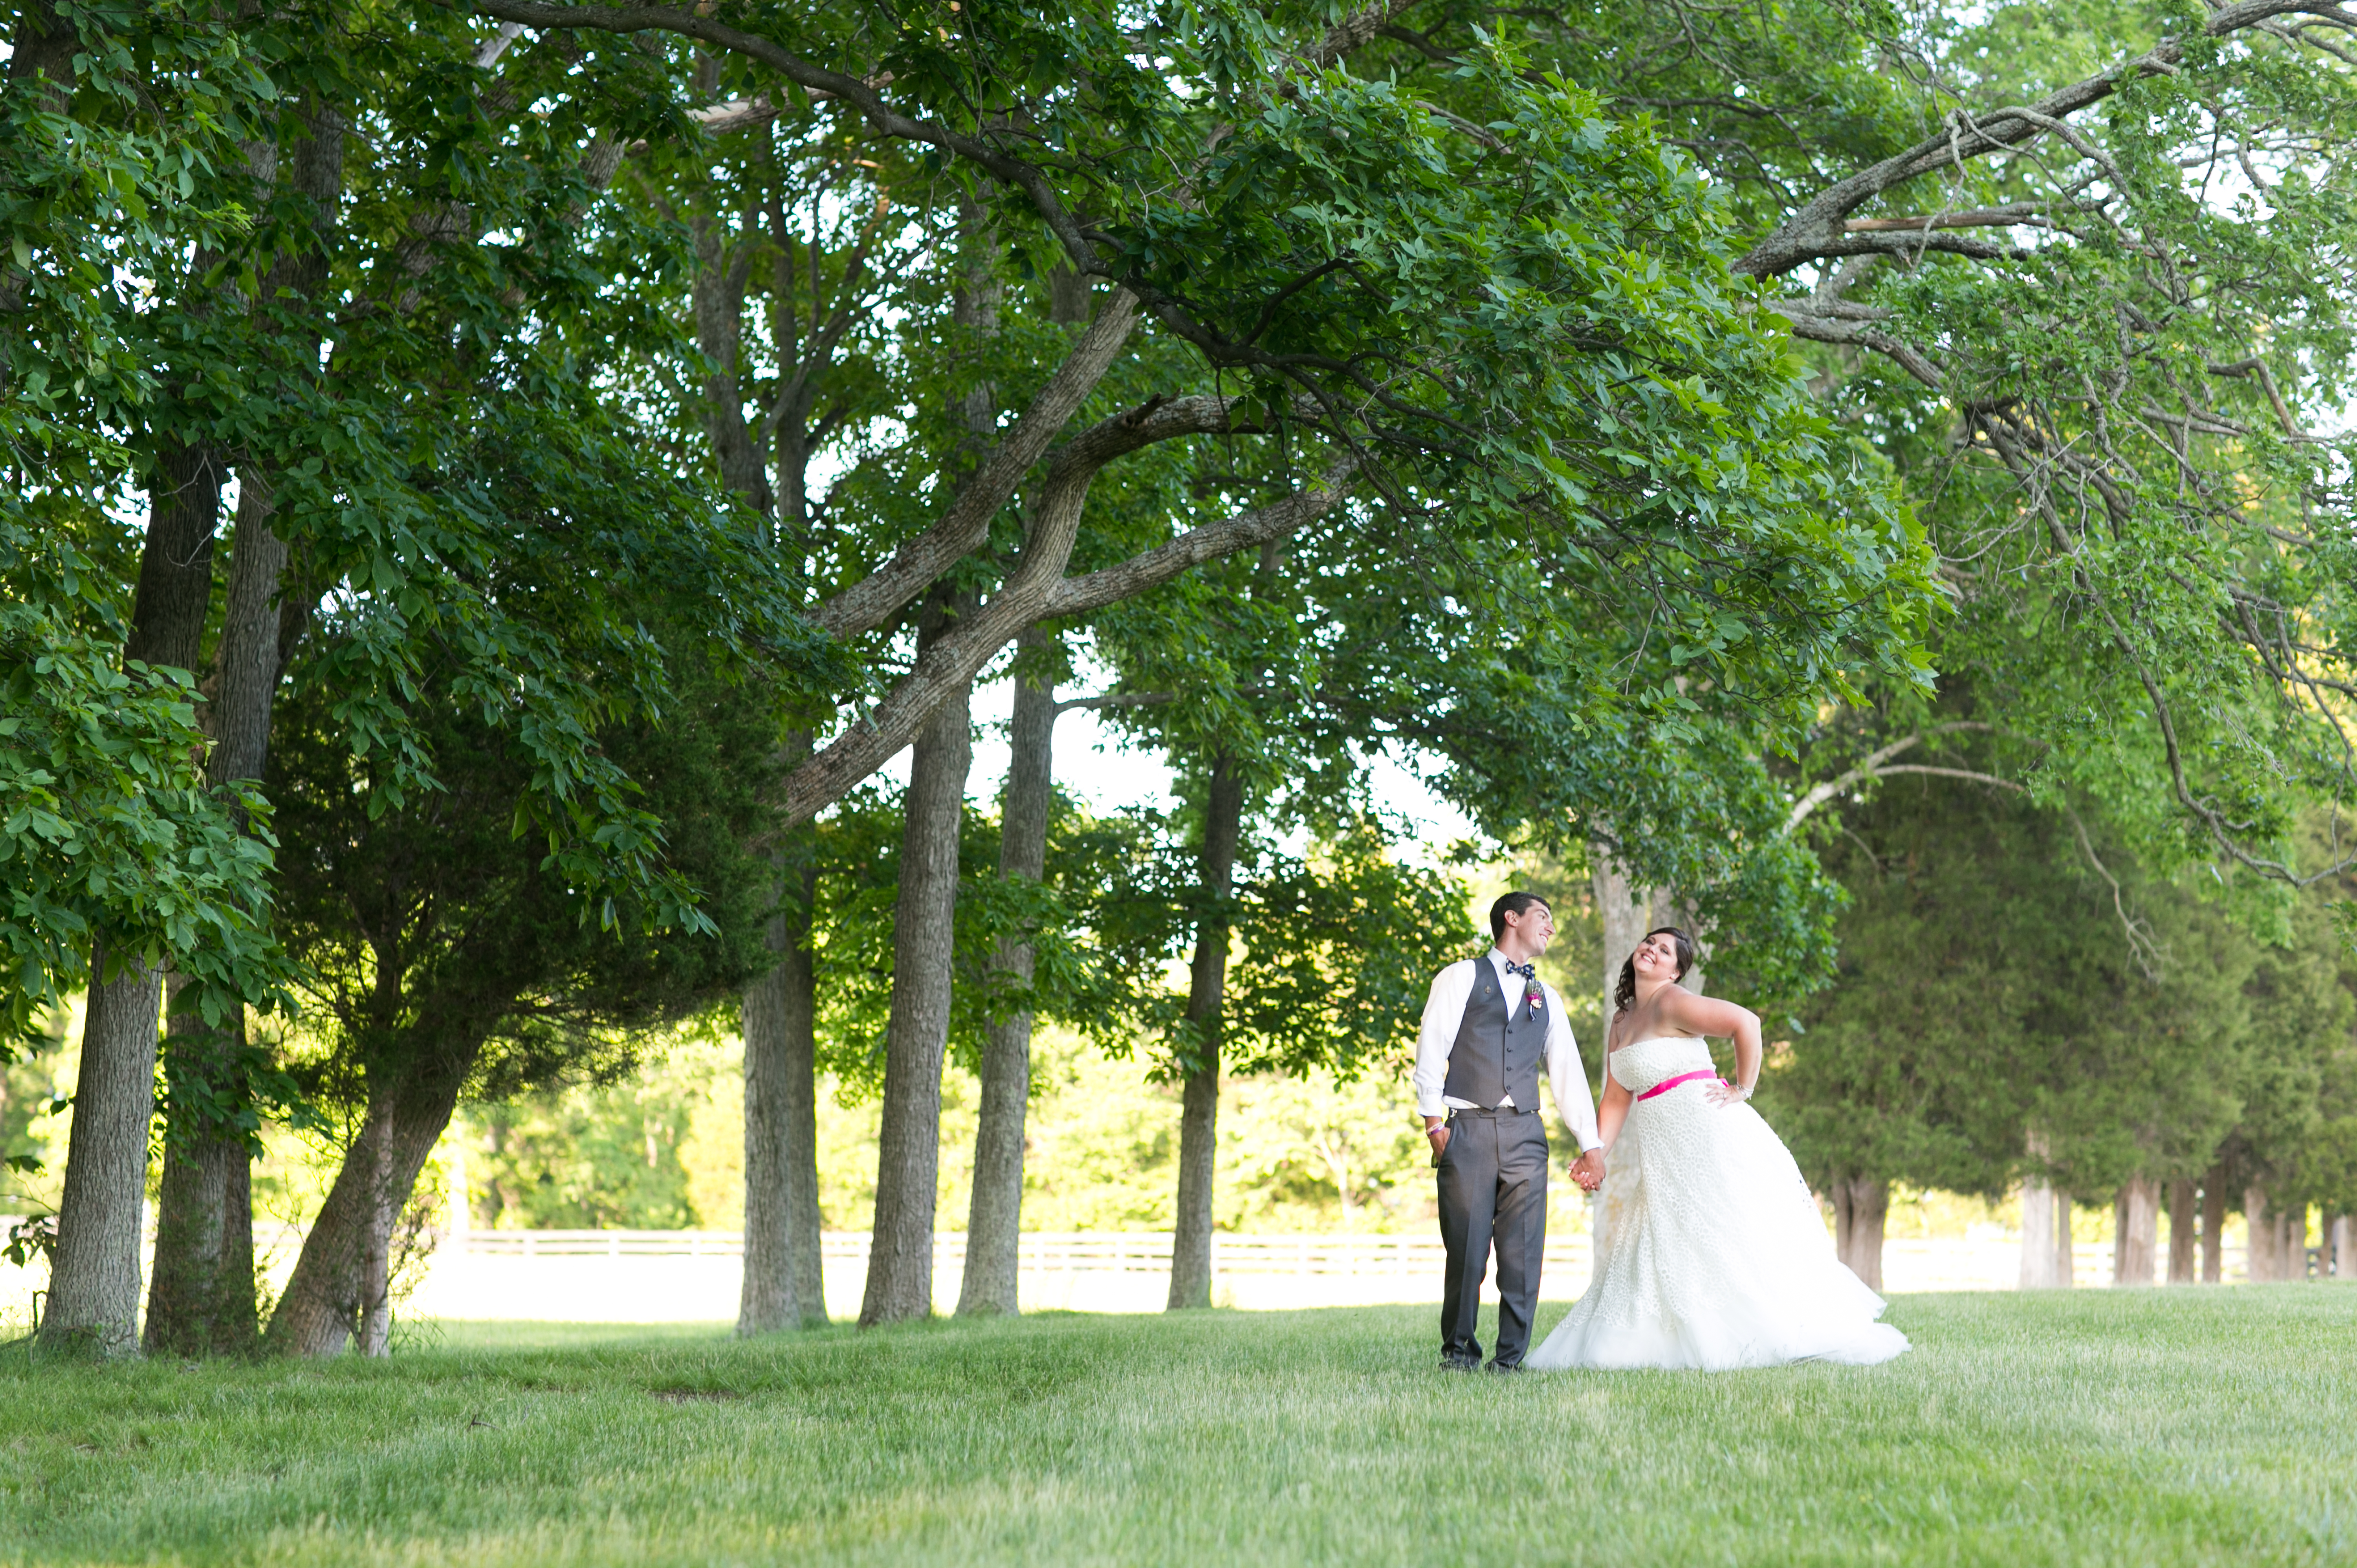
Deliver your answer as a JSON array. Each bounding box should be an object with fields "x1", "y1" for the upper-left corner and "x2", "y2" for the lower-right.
[{"x1": 1525, "y1": 1038, "x2": 1909, "y2": 1373}]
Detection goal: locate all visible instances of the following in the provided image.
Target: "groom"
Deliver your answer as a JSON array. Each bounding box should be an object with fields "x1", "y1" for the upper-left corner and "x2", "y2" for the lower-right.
[{"x1": 1415, "y1": 892, "x2": 1605, "y2": 1372}]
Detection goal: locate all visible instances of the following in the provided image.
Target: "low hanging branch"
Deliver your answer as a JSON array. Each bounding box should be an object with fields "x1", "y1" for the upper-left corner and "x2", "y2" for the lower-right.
[
  {"x1": 808, "y1": 291, "x2": 1144, "y2": 639},
  {"x1": 1783, "y1": 723, "x2": 2012, "y2": 832},
  {"x1": 1731, "y1": 0, "x2": 2353, "y2": 281}
]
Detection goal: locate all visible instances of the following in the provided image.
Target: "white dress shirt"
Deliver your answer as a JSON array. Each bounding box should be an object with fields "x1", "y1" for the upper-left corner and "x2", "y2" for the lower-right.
[{"x1": 1413, "y1": 949, "x2": 1602, "y2": 1152}]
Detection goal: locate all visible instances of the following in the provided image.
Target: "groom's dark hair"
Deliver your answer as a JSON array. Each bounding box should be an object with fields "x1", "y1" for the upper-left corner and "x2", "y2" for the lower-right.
[{"x1": 1489, "y1": 891, "x2": 1552, "y2": 942}]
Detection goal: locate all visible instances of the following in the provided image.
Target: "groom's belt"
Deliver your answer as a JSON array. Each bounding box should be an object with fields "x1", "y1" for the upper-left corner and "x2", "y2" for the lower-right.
[{"x1": 1447, "y1": 1105, "x2": 1537, "y2": 1117}]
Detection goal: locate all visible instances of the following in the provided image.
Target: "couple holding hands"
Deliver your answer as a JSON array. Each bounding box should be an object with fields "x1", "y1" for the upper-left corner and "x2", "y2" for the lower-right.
[{"x1": 1414, "y1": 892, "x2": 1908, "y2": 1374}]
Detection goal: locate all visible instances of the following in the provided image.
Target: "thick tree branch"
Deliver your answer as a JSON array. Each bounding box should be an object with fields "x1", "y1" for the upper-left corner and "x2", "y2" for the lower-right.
[
  {"x1": 1769, "y1": 300, "x2": 1942, "y2": 388},
  {"x1": 1784, "y1": 722, "x2": 2003, "y2": 830},
  {"x1": 780, "y1": 396, "x2": 1307, "y2": 823},
  {"x1": 809, "y1": 290, "x2": 1140, "y2": 638},
  {"x1": 1299, "y1": 0, "x2": 1426, "y2": 70},
  {"x1": 1736, "y1": 0, "x2": 2353, "y2": 277},
  {"x1": 1871, "y1": 765, "x2": 2025, "y2": 790},
  {"x1": 1374, "y1": 23, "x2": 1456, "y2": 64},
  {"x1": 1844, "y1": 205, "x2": 2049, "y2": 232},
  {"x1": 1799, "y1": 229, "x2": 2023, "y2": 265},
  {"x1": 469, "y1": 0, "x2": 1106, "y2": 269},
  {"x1": 688, "y1": 95, "x2": 783, "y2": 135},
  {"x1": 1055, "y1": 691, "x2": 1176, "y2": 714},
  {"x1": 2206, "y1": 357, "x2": 2313, "y2": 440},
  {"x1": 1043, "y1": 459, "x2": 1354, "y2": 619}
]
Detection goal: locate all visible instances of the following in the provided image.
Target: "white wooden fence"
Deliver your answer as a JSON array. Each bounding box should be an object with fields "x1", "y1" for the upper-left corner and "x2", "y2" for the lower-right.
[
  {"x1": 396, "y1": 1228, "x2": 2346, "y2": 1289},
  {"x1": 446, "y1": 1228, "x2": 1594, "y2": 1277}
]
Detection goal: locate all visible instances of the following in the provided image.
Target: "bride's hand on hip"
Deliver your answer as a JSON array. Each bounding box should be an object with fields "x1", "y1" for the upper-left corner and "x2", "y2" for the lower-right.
[{"x1": 1704, "y1": 1079, "x2": 1750, "y2": 1108}]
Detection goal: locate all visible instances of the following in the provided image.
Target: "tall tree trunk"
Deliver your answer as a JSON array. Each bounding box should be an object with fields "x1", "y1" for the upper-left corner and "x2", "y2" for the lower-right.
[
  {"x1": 1168, "y1": 751, "x2": 1244, "y2": 1312},
  {"x1": 2018, "y1": 1130, "x2": 2070, "y2": 1290},
  {"x1": 145, "y1": 96, "x2": 341, "y2": 1358},
  {"x1": 40, "y1": 951, "x2": 163, "y2": 1355},
  {"x1": 1591, "y1": 857, "x2": 1675, "y2": 1018},
  {"x1": 859, "y1": 607, "x2": 975, "y2": 1328},
  {"x1": 696, "y1": 199, "x2": 827, "y2": 1336},
  {"x1": 690, "y1": 209, "x2": 775, "y2": 517},
  {"x1": 0, "y1": 2, "x2": 72, "y2": 379},
  {"x1": 3, "y1": 0, "x2": 74, "y2": 107},
  {"x1": 1594, "y1": 857, "x2": 1640, "y2": 1020},
  {"x1": 41, "y1": 442, "x2": 226, "y2": 1356},
  {"x1": 959, "y1": 630, "x2": 1058, "y2": 1317},
  {"x1": 2200, "y1": 1174, "x2": 2225, "y2": 1282},
  {"x1": 857, "y1": 206, "x2": 996, "y2": 1328},
  {"x1": 739, "y1": 854, "x2": 826, "y2": 1333},
  {"x1": 352, "y1": 1105, "x2": 398, "y2": 1357},
  {"x1": 146, "y1": 486, "x2": 288, "y2": 1357},
  {"x1": 2201, "y1": 1173, "x2": 2225, "y2": 1282},
  {"x1": 2166, "y1": 1178, "x2": 2198, "y2": 1284},
  {"x1": 2018, "y1": 1175, "x2": 2060, "y2": 1290},
  {"x1": 2246, "y1": 1185, "x2": 2276, "y2": 1282},
  {"x1": 2328, "y1": 1213, "x2": 2352, "y2": 1281},
  {"x1": 696, "y1": 196, "x2": 832, "y2": 1336},
  {"x1": 146, "y1": 982, "x2": 254, "y2": 1357},
  {"x1": 952, "y1": 273, "x2": 1088, "y2": 1318},
  {"x1": 268, "y1": 1059, "x2": 474, "y2": 1357},
  {"x1": 2112, "y1": 1176, "x2": 2159, "y2": 1286},
  {"x1": 1831, "y1": 1175, "x2": 1888, "y2": 1290},
  {"x1": 0, "y1": 0, "x2": 71, "y2": 377},
  {"x1": 128, "y1": 443, "x2": 228, "y2": 673}
]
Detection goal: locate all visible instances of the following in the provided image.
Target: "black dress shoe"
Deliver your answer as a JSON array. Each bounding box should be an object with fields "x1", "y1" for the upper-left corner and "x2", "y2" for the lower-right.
[
  {"x1": 1481, "y1": 1359, "x2": 1523, "y2": 1374},
  {"x1": 1439, "y1": 1356, "x2": 1479, "y2": 1373}
]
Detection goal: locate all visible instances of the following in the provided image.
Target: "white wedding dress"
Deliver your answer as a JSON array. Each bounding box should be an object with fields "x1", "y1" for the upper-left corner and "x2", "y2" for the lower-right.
[{"x1": 1526, "y1": 1035, "x2": 1909, "y2": 1372}]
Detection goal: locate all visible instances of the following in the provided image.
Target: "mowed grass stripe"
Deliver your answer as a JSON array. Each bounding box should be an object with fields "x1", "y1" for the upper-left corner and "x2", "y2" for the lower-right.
[{"x1": 1, "y1": 1288, "x2": 2352, "y2": 1566}]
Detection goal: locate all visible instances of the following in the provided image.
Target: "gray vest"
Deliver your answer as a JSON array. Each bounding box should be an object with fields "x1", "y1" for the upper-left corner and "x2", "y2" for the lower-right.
[{"x1": 1442, "y1": 961, "x2": 1545, "y2": 1109}]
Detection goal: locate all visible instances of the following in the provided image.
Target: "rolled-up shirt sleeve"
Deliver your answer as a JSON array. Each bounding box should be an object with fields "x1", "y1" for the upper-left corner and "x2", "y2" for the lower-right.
[
  {"x1": 1412, "y1": 961, "x2": 1474, "y2": 1119},
  {"x1": 1542, "y1": 983, "x2": 1602, "y2": 1152}
]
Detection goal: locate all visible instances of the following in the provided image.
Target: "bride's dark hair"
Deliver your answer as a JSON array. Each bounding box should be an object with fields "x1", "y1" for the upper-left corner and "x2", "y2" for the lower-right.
[{"x1": 1613, "y1": 925, "x2": 1695, "y2": 1014}]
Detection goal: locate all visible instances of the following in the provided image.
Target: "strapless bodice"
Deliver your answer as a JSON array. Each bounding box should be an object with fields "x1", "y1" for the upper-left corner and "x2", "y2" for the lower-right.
[{"x1": 1609, "y1": 1035, "x2": 1714, "y2": 1095}]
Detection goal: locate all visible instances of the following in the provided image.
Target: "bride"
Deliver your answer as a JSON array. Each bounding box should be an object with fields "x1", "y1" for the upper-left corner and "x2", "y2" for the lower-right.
[{"x1": 1527, "y1": 926, "x2": 1909, "y2": 1372}]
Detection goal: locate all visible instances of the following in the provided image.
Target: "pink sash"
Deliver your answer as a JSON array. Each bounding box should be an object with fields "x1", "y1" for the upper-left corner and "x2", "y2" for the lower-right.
[{"x1": 1635, "y1": 1068, "x2": 1720, "y2": 1102}]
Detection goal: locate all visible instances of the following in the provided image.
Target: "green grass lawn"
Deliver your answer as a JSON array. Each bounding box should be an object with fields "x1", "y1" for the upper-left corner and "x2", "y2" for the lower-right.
[{"x1": 4, "y1": 1288, "x2": 2355, "y2": 1566}]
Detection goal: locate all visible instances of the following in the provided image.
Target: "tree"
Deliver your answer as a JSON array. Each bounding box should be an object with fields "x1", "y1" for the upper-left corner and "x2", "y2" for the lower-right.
[
  {"x1": 957, "y1": 628, "x2": 1061, "y2": 1317},
  {"x1": 611, "y1": 88, "x2": 906, "y2": 1332},
  {"x1": 26, "y1": 0, "x2": 1944, "y2": 1347},
  {"x1": 2209, "y1": 882, "x2": 2356, "y2": 1281},
  {"x1": 1091, "y1": 782, "x2": 1470, "y2": 1308},
  {"x1": 7, "y1": 0, "x2": 301, "y2": 1357},
  {"x1": 1393, "y1": 0, "x2": 2357, "y2": 879},
  {"x1": 468, "y1": 0, "x2": 1934, "y2": 827},
  {"x1": 27, "y1": 0, "x2": 1970, "y2": 1350},
  {"x1": 15, "y1": 0, "x2": 834, "y2": 1355},
  {"x1": 261, "y1": 605, "x2": 776, "y2": 1354},
  {"x1": 1767, "y1": 776, "x2": 2086, "y2": 1288},
  {"x1": 1763, "y1": 751, "x2": 2354, "y2": 1290}
]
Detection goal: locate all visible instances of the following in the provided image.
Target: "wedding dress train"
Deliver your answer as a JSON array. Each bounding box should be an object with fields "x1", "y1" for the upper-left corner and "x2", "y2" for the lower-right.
[{"x1": 1526, "y1": 1035, "x2": 1910, "y2": 1372}]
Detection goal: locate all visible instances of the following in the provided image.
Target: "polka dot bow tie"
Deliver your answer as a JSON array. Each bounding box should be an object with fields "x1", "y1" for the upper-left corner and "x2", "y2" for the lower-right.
[{"x1": 1504, "y1": 960, "x2": 1543, "y2": 1011}]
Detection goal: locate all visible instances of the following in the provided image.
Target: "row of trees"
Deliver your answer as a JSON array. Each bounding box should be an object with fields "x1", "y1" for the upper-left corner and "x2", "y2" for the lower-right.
[
  {"x1": 1767, "y1": 771, "x2": 2357, "y2": 1290},
  {"x1": 8, "y1": 0, "x2": 2357, "y2": 1355},
  {"x1": 7, "y1": 0, "x2": 1926, "y2": 1356},
  {"x1": 1703, "y1": 0, "x2": 2357, "y2": 1289}
]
